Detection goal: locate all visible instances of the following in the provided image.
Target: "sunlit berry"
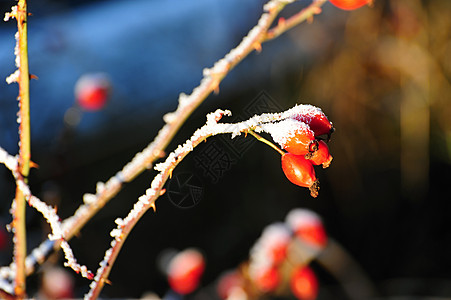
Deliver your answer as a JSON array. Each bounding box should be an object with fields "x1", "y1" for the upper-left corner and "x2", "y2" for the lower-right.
[
  {"x1": 291, "y1": 105, "x2": 334, "y2": 139},
  {"x1": 253, "y1": 265, "x2": 280, "y2": 293},
  {"x1": 285, "y1": 209, "x2": 327, "y2": 248},
  {"x1": 262, "y1": 119, "x2": 316, "y2": 156},
  {"x1": 329, "y1": 0, "x2": 371, "y2": 10},
  {"x1": 281, "y1": 153, "x2": 319, "y2": 197},
  {"x1": 74, "y1": 73, "x2": 111, "y2": 111},
  {"x1": 290, "y1": 266, "x2": 318, "y2": 300},
  {"x1": 167, "y1": 248, "x2": 205, "y2": 295},
  {"x1": 308, "y1": 140, "x2": 333, "y2": 168}
]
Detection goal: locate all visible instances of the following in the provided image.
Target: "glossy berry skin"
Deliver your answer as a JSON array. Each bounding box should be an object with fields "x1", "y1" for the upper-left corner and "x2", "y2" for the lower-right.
[
  {"x1": 290, "y1": 266, "x2": 318, "y2": 300},
  {"x1": 284, "y1": 127, "x2": 317, "y2": 156},
  {"x1": 308, "y1": 140, "x2": 333, "y2": 168},
  {"x1": 75, "y1": 73, "x2": 111, "y2": 111},
  {"x1": 292, "y1": 108, "x2": 334, "y2": 139},
  {"x1": 168, "y1": 249, "x2": 205, "y2": 295},
  {"x1": 329, "y1": 0, "x2": 371, "y2": 10},
  {"x1": 281, "y1": 153, "x2": 319, "y2": 197}
]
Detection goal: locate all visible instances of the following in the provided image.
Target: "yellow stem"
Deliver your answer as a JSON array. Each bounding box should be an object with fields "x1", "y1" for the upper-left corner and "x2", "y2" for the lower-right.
[
  {"x1": 248, "y1": 130, "x2": 285, "y2": 156},
  {"x1": 13, "y1": 0, "x2": 30, "y2": 297}
]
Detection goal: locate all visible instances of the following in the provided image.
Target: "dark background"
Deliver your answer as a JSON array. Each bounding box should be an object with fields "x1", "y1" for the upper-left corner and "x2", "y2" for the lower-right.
[{"x1": 1, "y1": 0, "x2": 451, "y2": 298}]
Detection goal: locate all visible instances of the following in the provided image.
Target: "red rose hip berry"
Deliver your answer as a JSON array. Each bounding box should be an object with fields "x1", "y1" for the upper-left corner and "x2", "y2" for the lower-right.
[
  {"x1": 75, "y1": 73, "x2": 111, "y2": 111},
  {"x1": 167, "y1": 248, "x2": 206, "y2": 295},
  {"x1": 253, "y1": 266, "x2": 281, "y2": 293},
  {"x1": 286, "y1": 209, "x2": 328, "y2": 248},
  {"x1": 291, "y1": 105, "x2": 334, "y2": 139},
  {"x1": 329, "y1": 0, "x2": 372, "y2": 10},
  {"x1": 263, "y1": 119, "x2": 317, "y2": 156},
  {"x1": 307, "y1": 140, "x2": 333, "y2": 168},
  {"x1": 281, "y1": 153, "x2": 319, "y2": 197},
  {"x1": 290, "y1": 266, "x2": 319, "y2": 300}
]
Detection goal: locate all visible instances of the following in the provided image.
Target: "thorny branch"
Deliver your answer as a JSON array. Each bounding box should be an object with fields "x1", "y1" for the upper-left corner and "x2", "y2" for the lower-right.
[
  {"x1": 0, "y1": 147, "x2": 94, "y2": 291},
  {"x1": 4, "y1": 0, "x2": 32, "y2": 296}
]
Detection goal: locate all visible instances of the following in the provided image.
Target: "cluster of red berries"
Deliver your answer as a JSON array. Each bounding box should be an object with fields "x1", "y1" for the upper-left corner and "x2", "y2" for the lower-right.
[
  {"x1": 261, "y1": 105, "x2": 334, "y2": 197},
  {"x1": 329, "y1": 0, "x2": 372, "y2": 11},
  {"x1": 217, "y1": 208, "x2": 327, "y2": 300}
]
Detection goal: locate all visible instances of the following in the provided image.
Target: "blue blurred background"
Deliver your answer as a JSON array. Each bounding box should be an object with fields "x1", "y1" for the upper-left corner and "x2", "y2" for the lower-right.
[{"x1": 1, "y1": 0, "x2": 451, "y2": 299}]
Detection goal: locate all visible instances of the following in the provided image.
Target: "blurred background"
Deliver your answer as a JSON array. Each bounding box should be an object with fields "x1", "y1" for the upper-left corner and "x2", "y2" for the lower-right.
[{"x1": 1, "y1": 0, "x2": 451, "y2": 298}]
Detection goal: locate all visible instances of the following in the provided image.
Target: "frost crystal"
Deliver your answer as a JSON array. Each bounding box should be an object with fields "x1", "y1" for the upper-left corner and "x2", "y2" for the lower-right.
[
  {"x1": 83, "y1": 193, "x2": 96, "y2": 204},
  {"x1": 6, "y1": 70, "x2": 19, "y2": 84},
  {"x1": 96, "y1": 182, "x2": 105, "y2": 194},
  {"x1": 3, "y1": 6, "x2": 17, "y2": 22},
  {"x1": 260, "y1": 118, "x2": 312, "y2": 148},
  {"x1": 0, "y1": 146, "x2": 18, "y2": 173},
  {"x1": 163, "y1": 112, "x2": 176, "y2": 124},
  {"x1": 282, "y1": 104, "x2": 325, "y2": 123}
]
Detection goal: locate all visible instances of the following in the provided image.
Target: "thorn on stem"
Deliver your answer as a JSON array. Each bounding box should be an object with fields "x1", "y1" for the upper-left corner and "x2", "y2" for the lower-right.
[
  {"x1": 278, "y1": 17, "x2": 286, "y2": 27},
  {"x1": 312, "y1": 7, "x2": 322, "y2": 15},
  {"x1": 253, "y1": 42, "x2": 262, "y2": 53},
  {"x1": 29, "y1": 160, "x2": 39, "y2": 169}
]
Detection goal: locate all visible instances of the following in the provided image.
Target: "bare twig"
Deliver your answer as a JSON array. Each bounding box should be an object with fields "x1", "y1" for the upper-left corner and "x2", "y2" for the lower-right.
[{"x1": 265, "y1": 0, "x2": 327, "y2": 41}]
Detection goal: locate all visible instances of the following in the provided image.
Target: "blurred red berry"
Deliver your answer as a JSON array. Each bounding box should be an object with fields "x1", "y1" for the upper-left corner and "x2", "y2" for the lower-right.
[
  {"x1": 216, "y1": 270, "x2": 243, "y2": 300},
  {"x1": 75, "y1": 73, "x2": 111, "y2": 111},
  {"x1": 281, "y1": 153, "x2": 319, "y2": 197},
  {"x1": 296, "y1": 225, "x2": 328, "y2": 248},
  {"x1": 41, "y1": 267, "x2": 74, "y2": 299},
  {"x1": 291, "y1": 106, "x2": 334, "y2": 139},
  {"x1": 167, "y1": 248, "x2": 205, "y2": 295},
  {"x1": 253, "y1": 266, "x2": 280, "y2": 293},
  {"x1": 290, "y1": 266, "x2": 318, "y2": 300},
  {"x1": 285, "y1": 209, "x2": 327, "y2": 248},
  {"x1": 308, "y1": 140, "x2": 333, "y2": 168},
  {"x1": 329, "y1": 0, "x2": 371, "y2": 10},
  {"x1": 258, "y1": 223, "x2": 291, "y2": 265}
]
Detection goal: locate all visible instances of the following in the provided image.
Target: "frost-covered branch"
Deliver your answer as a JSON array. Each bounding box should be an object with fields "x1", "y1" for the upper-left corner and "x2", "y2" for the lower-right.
[
  {"x1": 22, "y1": 0, "x2": 328, "y2": 277},
  {"x1": 0, "y1": 147, "x2": 18, "y2": 176},
  {"x1": 16, "y1": 180, "x2": 95, "y2": 280},
  {"x1": 0, "y1": 151, "x2": 94, "y2": 285}
]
